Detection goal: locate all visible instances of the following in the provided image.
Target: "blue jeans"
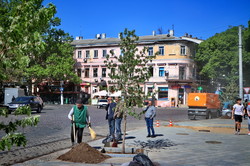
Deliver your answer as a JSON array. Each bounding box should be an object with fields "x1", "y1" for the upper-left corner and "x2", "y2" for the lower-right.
[
  {"x1": 145, "y1": 117, "x2": 155, "y2": 136},
  {"x1": 108, "y1": 118, "x2": 115, "y2": 138},
  {"x1": 115, "y1": 118, "x2": 122, "y2": 139}
]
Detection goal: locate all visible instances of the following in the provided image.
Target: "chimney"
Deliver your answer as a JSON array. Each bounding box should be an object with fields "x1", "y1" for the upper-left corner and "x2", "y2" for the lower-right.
[
  {"x1": 76, "y1": 36, "x2": 83, "y2": 40},
  {"x1": 152, "y1": 31, "x2": 156, "y2": 36},
  {"x1": 101, "y1": 33, "x2": 106, "y2": 39},
  {"x1": 189, "y1": 34, "x2": 192, "y2": 38},
  {"x1": 96, "y1": 34, "x2": 101, "y2": 39},
  {"x1": 169, "y1": 30, "x2": 174, "y2": 36},
  {"x1": 185, "y1": 33, "x2": 188, "y2": 37}
]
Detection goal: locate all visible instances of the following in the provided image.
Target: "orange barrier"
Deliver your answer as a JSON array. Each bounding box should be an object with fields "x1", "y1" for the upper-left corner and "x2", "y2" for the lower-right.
[
  {"x1": 168, "y1": 120, "x2": 173, "y2": 127},
  {"x1": 155, "y1": 120, "x2": 160, "y2": 127}
]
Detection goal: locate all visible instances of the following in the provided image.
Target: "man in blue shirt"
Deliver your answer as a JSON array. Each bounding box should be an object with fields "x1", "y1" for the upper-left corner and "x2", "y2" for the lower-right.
[{"x1": 144, "y1": 100, "x2": 156, "y2": 138}]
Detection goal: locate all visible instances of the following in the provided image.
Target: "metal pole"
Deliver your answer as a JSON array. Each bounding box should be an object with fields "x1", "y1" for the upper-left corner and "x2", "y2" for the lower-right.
[
  {"x1": 61, "y1": 91, "x2": 63, "y2": 105},
  {"x1": 239, "y1": 26, "x2": 243, "y2": 99}
]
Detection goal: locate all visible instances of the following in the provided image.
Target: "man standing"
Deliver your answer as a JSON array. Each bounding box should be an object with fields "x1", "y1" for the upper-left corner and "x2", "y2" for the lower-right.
[
  {"x1": 114, "y1": 98, "x2": 123, "y2": 140},
  {"x1": 106, "y1": 98, "x2": 116, "y2": 141},
  {"x1": 231, "y1": 98, "x2": 244, "y2": 135},
  {"x1": 144, "y1": 100, "x2": 156, "y2": 138},
  {"x1": 68, "y1": 99, "x2": 90, "y2": 145}
]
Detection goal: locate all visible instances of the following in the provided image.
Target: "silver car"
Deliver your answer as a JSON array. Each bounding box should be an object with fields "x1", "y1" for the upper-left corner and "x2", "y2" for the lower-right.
[{"x1": 222, "y1": 109, "x2": 232, "y2": 117}]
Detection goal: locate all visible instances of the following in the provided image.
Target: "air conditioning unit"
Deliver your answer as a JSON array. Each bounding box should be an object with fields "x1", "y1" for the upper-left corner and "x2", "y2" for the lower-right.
[
  {"x1": 84, "y1": 58, "x2": 87, "y2": 63},
  {"x1": 94, "y1": 79, "x2": 98, "y2": 82}
]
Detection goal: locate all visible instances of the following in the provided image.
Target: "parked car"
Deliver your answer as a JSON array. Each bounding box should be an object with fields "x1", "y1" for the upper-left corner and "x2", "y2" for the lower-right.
[
  {"x1": 221, "y1": 101, "x2": 233, "y2": 117},
  {"x1": 97, "y1": 99, "x2": 108, "y2": 109},
  {"x1": 222, "y1": 109, "x2": 232, "y2": 117},
  {"x1": 8, "y1": 96, "x2": 43, "y2": 113}
]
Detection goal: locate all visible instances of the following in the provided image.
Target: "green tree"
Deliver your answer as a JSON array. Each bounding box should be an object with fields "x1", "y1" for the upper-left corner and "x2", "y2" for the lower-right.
[
  {"x1": 0, "y1": 0, "x2": 56, "y2": 82},
  {"x1": 195, "y1": 21, "x2": 250, "y2": 92},
  {"x1": 0, "y1": 106, "x2": 40, "y2": 150},
  {"x1": 221, "y1": 80, "x2": 239, "y2": 103},
  {"x1": 105, "y1": 29, "x2": 156, "y2": 153},
  {"x1": 0, "y1": 0, "x2": 56, "y2": 150},
  {"x1": 25, "y1": 22, "x2": 81, "y2": 87}
]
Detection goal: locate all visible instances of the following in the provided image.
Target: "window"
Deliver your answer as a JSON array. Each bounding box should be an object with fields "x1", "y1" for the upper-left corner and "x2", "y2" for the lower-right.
[
  {"x1": 94, "y1": 50, "x2": 98, "y2": 58},
  {"x1": 110, "y1": 49, "x2": 115, "y2": 56},
  {"x1": 180, "y1": 46, "x2": 186, "y2": 55},
  {"x1": 86, "y1": 50, "x2": 90, "y2": 58},
  {"x1": 93, "y1": 68, "x2": 98, "y2": 77},
  {"x1": 102, "y1": 68, "x2": 106, "y2": 77},
  {"x1": 179, "y1": 66, "x2": 186, "y2": 80},
  {"x1": 77, "y1": 69, "x2": 81, "y2": 77},
  {"x1": 158, "y1": 87, "x2": 168, "y2": 99},
  {"x1": 77, "y1": 51, "x2": 82, "y2": 58},
  {"x1": 120, "y1": 49, "x2": 124, "y2": 56},
  {"x1": 149, "y1": 66, "x2": 154, "y2": 77},
  {"x1": 85, "y1": 68, "x2": 89, "y2": 78},
  {"x1": 102, "y1": 50, "x2": 107, "y2": 58},
  {"x1": 159, "y1": 67, "x2": 165, "y2": 77},
  {"x1": 148, "y1": 87, "x2": 153, "y2": 95},
  {"x1": 148, "y1": 47, "x2": 153, "y2": 56},
  {"x1": 159, "y1": 46, "x2": 164, "y2": 55}
]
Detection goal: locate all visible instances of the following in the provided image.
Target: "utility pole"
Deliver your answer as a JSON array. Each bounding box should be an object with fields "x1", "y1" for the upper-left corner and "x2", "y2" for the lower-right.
[{"x1": 239, "y1": 26, "x2": 243, "y2": 99}]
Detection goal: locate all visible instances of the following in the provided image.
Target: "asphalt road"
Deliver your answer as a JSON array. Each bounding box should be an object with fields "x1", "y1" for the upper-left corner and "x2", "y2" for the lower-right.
[
  {"x1": 0, "y1": 105, "x2": 188, "y2": 148},
  {"x1": 0, "y1": 104, "x2": 188, "y2": 165}
]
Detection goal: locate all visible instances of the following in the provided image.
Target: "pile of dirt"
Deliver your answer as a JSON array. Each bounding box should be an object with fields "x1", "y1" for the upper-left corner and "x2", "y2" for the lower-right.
[{"x1": 58, "y1": 143, "x2": 110, "y2": 163}]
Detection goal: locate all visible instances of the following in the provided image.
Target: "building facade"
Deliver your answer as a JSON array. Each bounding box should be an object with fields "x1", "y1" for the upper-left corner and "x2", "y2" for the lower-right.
[{"x1": 72, "y1": 31, "x2": 202, "y2": 107}]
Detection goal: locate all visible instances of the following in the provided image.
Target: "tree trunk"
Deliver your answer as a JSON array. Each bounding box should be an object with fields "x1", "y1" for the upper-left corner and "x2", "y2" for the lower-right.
[{"x1": 122, "y1": 112, "x2": 127, "y2": 153}]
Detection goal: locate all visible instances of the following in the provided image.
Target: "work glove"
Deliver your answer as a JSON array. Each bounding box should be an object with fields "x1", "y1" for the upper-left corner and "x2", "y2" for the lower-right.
[
  {"x1": 88, "y1": 123, "x2": 91, "y2": 128},
  {"x1": 71, "y1": 120, "x2": 75, "y2": 124}
]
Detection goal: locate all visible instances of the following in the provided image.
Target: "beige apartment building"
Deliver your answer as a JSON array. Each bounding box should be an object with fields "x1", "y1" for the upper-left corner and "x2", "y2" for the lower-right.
[{"x1": 72, "y1": 31, "x2": 202, "y2": 107}]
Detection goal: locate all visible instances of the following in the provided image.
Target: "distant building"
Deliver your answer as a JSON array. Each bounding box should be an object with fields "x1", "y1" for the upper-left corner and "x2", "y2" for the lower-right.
[{"x1": 72, "y1": 31, "x2": 202, "y2": 107}]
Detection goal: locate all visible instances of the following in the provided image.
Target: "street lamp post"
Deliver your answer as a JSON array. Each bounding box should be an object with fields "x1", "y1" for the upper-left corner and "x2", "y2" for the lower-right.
[{"x1": 238, "y1": 26, "x2": 243, "y2": 99}]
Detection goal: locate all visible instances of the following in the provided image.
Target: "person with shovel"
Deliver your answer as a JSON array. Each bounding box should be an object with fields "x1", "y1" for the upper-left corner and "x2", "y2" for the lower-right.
[{"x1": 68, "y1": 99, "x2": 91, "y2": 145}]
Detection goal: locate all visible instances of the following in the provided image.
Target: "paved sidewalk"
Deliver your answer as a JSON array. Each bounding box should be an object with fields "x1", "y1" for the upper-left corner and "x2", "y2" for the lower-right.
[{"x1": 13, "y1": 118, "x2": 250, "y2": 166}]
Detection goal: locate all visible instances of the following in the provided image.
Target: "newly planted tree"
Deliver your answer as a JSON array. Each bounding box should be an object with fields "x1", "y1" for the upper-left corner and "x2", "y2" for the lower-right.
[{"x1": 105, "y1": 29, "x2": 157, "y2": 152}]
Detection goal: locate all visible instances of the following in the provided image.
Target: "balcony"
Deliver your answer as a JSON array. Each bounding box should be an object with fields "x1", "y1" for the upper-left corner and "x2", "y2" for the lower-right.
[{"x1": 165, "y1": 75, "x2": 196, "y2": 83}]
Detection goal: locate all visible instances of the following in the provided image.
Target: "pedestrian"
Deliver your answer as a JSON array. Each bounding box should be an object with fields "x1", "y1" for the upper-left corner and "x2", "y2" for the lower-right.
[
  {"x1": 231, "y1": 98, "x2": 244, "y2": 135},
  {"x1": 68, "y1": 99, "x2": 91, "y2": 145},
  {"x1": 114, "y1": 97, "x2": 123, "y2": 140},
  {"x1": 247, "y1": 102, "x2": 250, "y2": 136},
  {"x1": 243, "y1": 99, "x2": 248, "y2": 119},
  {"x1": 106, "y1": 97, "x2": 116, "y2": 141},
  {"x1": 144, "y1": 100, "x2": 156, "y2": 138}
]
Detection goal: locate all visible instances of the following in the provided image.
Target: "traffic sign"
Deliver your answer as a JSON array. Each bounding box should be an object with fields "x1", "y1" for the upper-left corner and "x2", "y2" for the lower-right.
[
  {"x1": 60, "y1": 87, "x2": 64, "y2": 91},
  {"x1": 244, "y1": 87, "x2": 250, "y2": 94}
]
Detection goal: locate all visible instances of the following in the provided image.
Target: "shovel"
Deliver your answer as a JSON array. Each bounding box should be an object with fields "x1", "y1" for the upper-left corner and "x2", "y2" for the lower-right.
[{"x1": 72, "y1": 115, "x2": 77, "y2": 143}]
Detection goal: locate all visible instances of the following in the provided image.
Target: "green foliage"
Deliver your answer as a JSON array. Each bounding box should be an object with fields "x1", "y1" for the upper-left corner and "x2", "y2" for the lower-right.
[
  {"x1": 25, "y1": 27, "x2": 81, "y2": 84},
  {"x1": 0, "y1": 0, "x2": 56, "y2": 81},
  {"x1": 105, "y1": 29, "x2": 156, "y2": 118},
  {"x1": 195, "y1": 21, "x2": 250, "y2": 90},
  {"x1": 221, "y1": 80, "x2": 239, "y2": 103},
  {"x1": 0, "y1": 106, "x2": 40, "y2": 151},
  {"x1": 105, "y1": 29, "x2": 157, "y2": 152}
]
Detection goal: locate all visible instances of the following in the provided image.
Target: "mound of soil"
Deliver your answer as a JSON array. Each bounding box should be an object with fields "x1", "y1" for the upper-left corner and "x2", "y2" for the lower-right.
[{"x1": 58, "y1": 143, "x2": 110, "y2": 163}]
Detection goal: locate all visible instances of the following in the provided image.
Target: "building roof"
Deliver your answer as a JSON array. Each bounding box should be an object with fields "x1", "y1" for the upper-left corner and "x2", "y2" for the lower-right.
[{"x1": 71, "y1": 34, "x2": 203, "y2": 47}]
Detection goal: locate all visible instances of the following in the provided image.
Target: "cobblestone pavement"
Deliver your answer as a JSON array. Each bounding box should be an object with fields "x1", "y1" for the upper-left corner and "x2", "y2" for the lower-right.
[{"x1": 0, "y1": 105, "x2": 188, "y2": 165}]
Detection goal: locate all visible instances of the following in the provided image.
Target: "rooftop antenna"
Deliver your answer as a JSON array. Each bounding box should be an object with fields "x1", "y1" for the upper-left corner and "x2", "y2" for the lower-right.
[{"x1": 172, "y1": 24, "x2": 174, "y2": 31}]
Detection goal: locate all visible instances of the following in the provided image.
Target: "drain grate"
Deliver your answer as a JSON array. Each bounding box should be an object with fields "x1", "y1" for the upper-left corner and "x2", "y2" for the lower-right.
[
  {"x1": 176, "y1": 133, "x2": 189, "y2": 135},
  {"x1": 205, "y1": 141, "x2": 222, "y2": 144},
  {"x1": 198, "y1": 130, "x2": 210, "y2": 132}
]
